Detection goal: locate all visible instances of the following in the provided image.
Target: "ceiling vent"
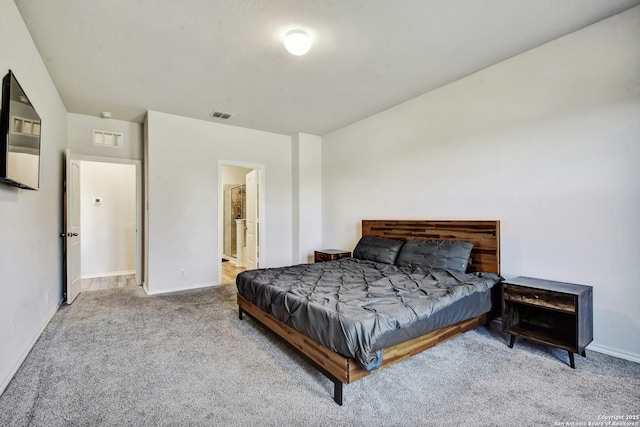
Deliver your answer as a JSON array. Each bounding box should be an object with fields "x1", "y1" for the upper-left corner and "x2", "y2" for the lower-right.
[{"x1": 210, "y1": 110, "x2": 234, "y2": 120}]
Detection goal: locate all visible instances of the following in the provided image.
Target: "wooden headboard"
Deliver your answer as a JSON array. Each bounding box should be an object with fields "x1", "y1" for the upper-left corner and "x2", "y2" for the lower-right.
[{"x1": 362, "y1": 220, "x2": 500, "y2": 274}]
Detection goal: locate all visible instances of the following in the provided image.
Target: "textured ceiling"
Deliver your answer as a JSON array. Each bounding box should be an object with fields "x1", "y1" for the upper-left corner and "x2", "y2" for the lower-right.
[{"x1": 14, "y1": 0, "x2": 640, "y2": 136}]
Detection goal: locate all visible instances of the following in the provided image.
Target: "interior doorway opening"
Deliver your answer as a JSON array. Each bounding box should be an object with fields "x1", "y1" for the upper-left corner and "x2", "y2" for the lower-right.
[
  {"x1": 64, "y1": 152, "x2": 142, "y2": 302},
  {"x1": 79, "y1": 160, "x2": 138, "y2": 291},
  {"x1": 218, "y1": 161, "x2": 264, "y2": 285},
  {"x1": 222, "y1": 175, "x2": 249, "y2": 264}
]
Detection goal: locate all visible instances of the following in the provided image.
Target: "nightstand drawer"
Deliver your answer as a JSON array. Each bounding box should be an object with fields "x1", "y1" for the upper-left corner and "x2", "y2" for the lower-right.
[
  {"x1": 314, "y1": 250, "x2": 351, "y2": 263},
  {"x1": 315, "y1": 252, "x2": 335, "y2": 262},
  {"x1": 503, "y1": 284, "x2": 575, "y2": 312}
]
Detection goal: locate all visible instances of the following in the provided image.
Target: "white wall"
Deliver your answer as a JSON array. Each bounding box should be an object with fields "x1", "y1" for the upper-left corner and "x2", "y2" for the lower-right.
[
  {"x1": 292, "y1": 133, "x2": 322, "y2": 264},
  {"x1": 0, "y1": 0, "x2": 67, "y2": 393},
  {"x1": 80, "y1": 161, "x2": 136, "y2": 277},
  {"x1": 322, "y1": 7, "x2": 640, "y2": 361},
  {"x1": 67, "y1": 113, "x2": 143, "y2": 160},
  {"x1": 145, "y1": 111, "x2": 293, "y2": 294}
]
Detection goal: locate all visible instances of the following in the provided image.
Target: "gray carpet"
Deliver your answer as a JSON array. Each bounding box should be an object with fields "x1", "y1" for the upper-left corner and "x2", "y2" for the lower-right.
[{"x1": 1, "y1": 285, "x2": 638, "y2": 426}]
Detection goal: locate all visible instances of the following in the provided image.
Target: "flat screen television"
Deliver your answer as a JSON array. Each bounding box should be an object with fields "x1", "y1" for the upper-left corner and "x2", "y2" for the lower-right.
[{"x1": 0, "y1": 70, "x2": 41, "y2": 190}]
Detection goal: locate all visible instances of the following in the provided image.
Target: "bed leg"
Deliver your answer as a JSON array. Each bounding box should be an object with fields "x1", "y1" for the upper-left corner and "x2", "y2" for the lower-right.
[
  {"x1": 333, "y1": 381, "x2": 343, "y2": 406},
  {"x1": 238, "y1": 307, "x2": 243, "y2": 320},
  {"x1": 568, "y1": 351, "x2": 576, "y2": 369}
]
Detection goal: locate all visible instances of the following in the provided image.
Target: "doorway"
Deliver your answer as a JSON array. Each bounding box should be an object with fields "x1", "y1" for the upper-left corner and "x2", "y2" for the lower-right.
[
  {"x1": 218, "y1": 161, "x2": 264, "y2": 285},
  {"x1": 64, "y1": 153, "x2": 142, "y2": 303},
  {"x1": 222, "y1": 182, "x2": 246, "y2": 263},
  {"x1": 79, "y1": 160, "x2": 138, "y2": 288}
]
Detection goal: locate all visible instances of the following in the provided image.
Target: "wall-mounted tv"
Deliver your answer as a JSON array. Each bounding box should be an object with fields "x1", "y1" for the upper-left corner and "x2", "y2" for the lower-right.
[{"x1": 0, "y1": 70, "x2": 41, "y2": 190}]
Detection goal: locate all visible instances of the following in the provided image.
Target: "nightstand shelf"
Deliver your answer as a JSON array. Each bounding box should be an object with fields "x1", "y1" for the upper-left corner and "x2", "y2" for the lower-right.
[
  {"x1": 502, "y1": 276, "x2": 593, "y2": 368},
  {"x1": 314, "y1": 249, "x2": 351, "y2": 263}
]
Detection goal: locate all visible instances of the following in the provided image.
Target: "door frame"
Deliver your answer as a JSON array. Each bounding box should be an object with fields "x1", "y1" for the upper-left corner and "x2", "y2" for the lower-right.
[
  {"x1": 72, "y1": 154, "x2": 143, "y2": 286},
  {"x1": 218, "y1": 160, "x2": 265, "y2": 284}
]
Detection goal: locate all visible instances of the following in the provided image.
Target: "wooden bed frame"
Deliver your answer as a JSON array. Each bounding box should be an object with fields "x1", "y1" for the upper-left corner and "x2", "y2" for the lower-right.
[{"x1": 237, "y1": 219, "x2": 500, "y2": 405}]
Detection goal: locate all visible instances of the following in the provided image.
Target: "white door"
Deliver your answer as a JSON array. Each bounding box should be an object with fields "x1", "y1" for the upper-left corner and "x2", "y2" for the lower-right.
[
  {"x1": 65, "y1": 150, "x2": 82, "y2": 303},
  {"x1": 245, "y1": 169, "x2": 259, "y2": 270}
]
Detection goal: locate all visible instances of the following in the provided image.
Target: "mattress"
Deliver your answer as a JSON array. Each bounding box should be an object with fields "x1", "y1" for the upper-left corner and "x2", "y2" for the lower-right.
[{"x1": 236, "y1": 257, "x2": 501, "y2": 371}]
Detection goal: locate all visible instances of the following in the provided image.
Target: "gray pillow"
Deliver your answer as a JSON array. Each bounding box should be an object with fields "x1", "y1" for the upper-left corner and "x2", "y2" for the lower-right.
[
  {"x1": 352, "y1": 236, "x2": 405, "y2": 265},
  {"x1": 396, "y1": 239, "x2": 474, "y2": 272}
]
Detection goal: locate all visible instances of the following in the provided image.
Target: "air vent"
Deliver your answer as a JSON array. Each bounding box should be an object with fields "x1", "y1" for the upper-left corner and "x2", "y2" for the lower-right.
[
  {"x1": 93, "y1": 130, "x2": 123, "y2": 148},
  {"x1": 210, "y1": 110, "x2": 234, "y2": 120}
]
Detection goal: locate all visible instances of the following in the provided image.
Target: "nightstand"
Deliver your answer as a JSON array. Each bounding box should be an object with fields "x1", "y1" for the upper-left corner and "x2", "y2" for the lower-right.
[
  {"x1": 314, "y1": 249, "x2": 351, "y2": 263},
  {"x1": 502, "y1": 276, "x2": 593, "y2": 368}
]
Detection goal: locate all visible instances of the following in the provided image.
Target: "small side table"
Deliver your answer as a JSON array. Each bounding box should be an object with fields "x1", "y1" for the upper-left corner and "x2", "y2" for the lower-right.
[
  {"x1": 314, "y1": 249, "x2": 351, "y2": 263},
  {"x1": 502, "y1": 276, "x2": 593, "y2": 368}
]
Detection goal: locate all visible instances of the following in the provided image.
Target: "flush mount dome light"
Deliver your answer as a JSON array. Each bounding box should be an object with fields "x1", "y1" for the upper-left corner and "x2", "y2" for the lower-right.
[{"x1": 284, "y1": 29, "x2": 311, "y2": 55}]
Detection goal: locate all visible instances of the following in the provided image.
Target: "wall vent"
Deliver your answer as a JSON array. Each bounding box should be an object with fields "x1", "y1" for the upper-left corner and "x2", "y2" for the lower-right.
[
  {"x1": 210, "y1": 110, "x2": 234, "y2": 120},
  {"x1": 93, "y1": 130, "x2": 123, "y2": 148}
]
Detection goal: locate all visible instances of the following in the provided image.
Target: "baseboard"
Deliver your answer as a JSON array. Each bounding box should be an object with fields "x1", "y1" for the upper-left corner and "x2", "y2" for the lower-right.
[
  {"x1": 0, "y1": 302, "x2": 60, "y2": 396},
  {"x1": 81, "y1": 270, "x2": 136, "y2": 279},
  {"x1": 588, "y1": 344, "x2": 640, "y2": 364},
  {"x1": 144, "y1": 281, "x2": 221, "y2": 296},
  {"x1": 223, "y1": 255, "x2": 246, "y2": 266}
]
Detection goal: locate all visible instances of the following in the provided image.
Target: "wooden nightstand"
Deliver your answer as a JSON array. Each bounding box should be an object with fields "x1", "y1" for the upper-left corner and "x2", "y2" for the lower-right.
[
  {"x1": 502, "y1": 276, "x2": 593, "y2": 368},
  {"x1": 314, "y1": 249, "x2": 351, "y2": 263}
]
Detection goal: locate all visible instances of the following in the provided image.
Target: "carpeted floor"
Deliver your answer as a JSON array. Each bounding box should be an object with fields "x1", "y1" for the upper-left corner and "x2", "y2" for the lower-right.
[{"x1": 1, "y1": 285, "x2": 638, "y2": 426}]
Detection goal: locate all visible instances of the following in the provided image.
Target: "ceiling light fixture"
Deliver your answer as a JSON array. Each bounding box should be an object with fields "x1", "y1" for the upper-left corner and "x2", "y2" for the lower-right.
[
  {"x1": 284, "y1": 29, "x2": 311, "y2": 56},
  {"x1": 101, "y1": 111, "x2": 112, "y2": 119}
]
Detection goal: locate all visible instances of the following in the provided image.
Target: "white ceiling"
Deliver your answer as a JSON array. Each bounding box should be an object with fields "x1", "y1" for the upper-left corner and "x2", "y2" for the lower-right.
[{"x1": 14, "y1": 0, "x2": 640, "y2": 136}]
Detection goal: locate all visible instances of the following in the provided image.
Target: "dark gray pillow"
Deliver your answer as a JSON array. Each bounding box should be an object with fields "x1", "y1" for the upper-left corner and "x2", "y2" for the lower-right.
[
  {"x1": 396, "y1": 239, "x2": 474, "y2": 272},
  {"x1": 352, "y1": 236, "x2": 405, "y2": 265}
]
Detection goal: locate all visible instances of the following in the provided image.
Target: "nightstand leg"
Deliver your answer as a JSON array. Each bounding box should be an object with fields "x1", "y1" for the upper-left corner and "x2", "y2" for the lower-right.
[
  {"x1": 568, "y1": 351, "x2": 575, "y2": 369},
  {"x1": 580, "y1": 350, "x2": 586, "y2": 358},
  {"x1": 508, "y1": 335, "x2": 515, "y2": 348}
]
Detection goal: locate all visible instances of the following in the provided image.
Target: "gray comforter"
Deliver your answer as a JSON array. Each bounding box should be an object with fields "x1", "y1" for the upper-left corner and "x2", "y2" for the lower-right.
[{"x1": 236, "y1": 258, "x2": 501, "y2": 371}]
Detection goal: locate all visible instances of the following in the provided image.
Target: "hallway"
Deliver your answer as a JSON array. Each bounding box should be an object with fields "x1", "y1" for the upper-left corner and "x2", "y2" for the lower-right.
[
  {"x1": 79, "y1": 263, "x2": 244, "y2": 293},
  {"x1": 80, "y1": 274, "x2": 136, "y2": 292}
]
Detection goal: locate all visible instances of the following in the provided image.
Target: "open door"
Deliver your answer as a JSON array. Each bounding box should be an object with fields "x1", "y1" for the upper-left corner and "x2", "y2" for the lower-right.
[
  {"x1": 63, "y1": 150, "x2": 82, "y2": 304},
  {"x1": 245, "y1": 169, "x2": 259, "y2": 270}
]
